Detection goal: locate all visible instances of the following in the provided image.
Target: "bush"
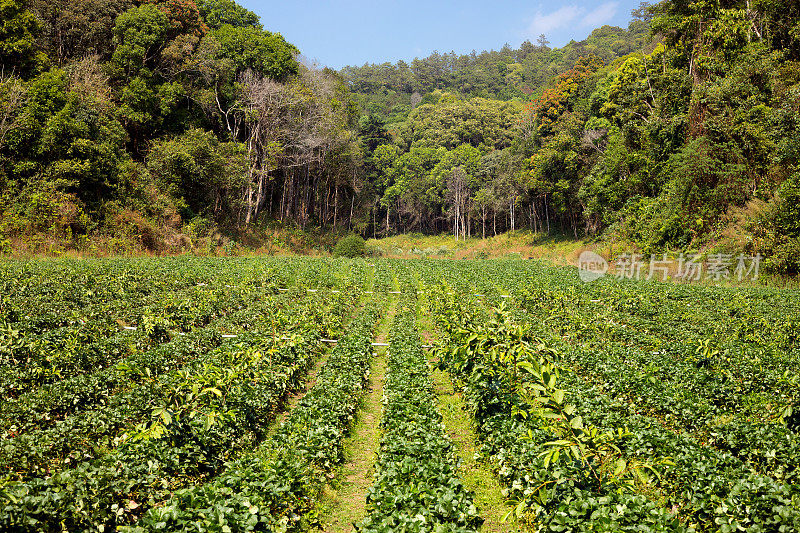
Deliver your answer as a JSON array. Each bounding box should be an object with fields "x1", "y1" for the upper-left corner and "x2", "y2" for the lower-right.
[{"x1": 333, "y1": 234, "x2": 365, "y2": 257}]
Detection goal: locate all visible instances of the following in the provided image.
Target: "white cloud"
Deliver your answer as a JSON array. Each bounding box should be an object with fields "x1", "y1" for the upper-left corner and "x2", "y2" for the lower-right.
[
  {"x1": 580, "y1": 2, "x2": 619, "y2": 28},
  {"x1": 527, "y1": 5, "x2": 584, "y2": 37}
]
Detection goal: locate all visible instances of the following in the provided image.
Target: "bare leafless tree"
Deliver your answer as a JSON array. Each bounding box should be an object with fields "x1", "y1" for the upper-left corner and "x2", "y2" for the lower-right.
[
  {"x1": 236, "y1": 65, "x2": 362, "y2": 228},
  {"x1": 581, "y1": 128, "x2": 609, "y2": 154},
  {"x1": 447, "y1": 165, "x2": 469, "y2": 240}
]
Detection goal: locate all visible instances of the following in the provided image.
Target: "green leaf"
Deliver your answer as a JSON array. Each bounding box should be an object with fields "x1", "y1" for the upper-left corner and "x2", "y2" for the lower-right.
[
  {"x1": 539, "y1": 486, "x2": 549, "y2": 504},
  {"x1": 515, "y1": 499, "x2": 526, "y2": 518},
  {"x1": 552, "y1": 389, "x2": 565, "y2": 404},
  {"x1": 544, "y1": 439, "x2": 572, "y2": 446},
  {"x1": 613, "y1": 458, "x2": 626, "y2": 476},
  {"x1": 153, "y1": 407, "x2": 172, "y2": 426},
  {"x1": 543, "y1": 449, "x2": 553, "y2": 468},
  {"x1": 570, "y1": 445, "x2": 582, "y2": 460},
  {"x1": 517, "y1": 361, "x2": 534, "y2": 373}
]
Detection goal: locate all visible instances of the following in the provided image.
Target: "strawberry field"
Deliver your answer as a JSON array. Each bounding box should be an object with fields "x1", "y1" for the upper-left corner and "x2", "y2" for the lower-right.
[{"x1": 0, "y1": 257, "x2": 798, "y2": 532}]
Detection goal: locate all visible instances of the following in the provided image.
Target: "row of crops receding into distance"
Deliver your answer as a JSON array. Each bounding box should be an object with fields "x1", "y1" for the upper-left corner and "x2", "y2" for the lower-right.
[{"x1": 0, "y1": 256, "x2": 798, "y2": 531}]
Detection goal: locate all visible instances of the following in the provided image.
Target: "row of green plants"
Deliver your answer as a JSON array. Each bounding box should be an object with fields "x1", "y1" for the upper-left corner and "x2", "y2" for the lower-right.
[
  {"x1": 408, "y1": 258, "x2": 799, "y2": 363},
  {"x1": 122, "y1": 299, "x2": 382, "y2": 532},
  {"x1": 285, "y1": 256, "x2": 377, "y2": 293},
  {"x1": 372, "y1": 260, "x2": 397, "y2": 293},
  {"x1": 507, "y1": 264, "x2": 799, "y2": 374},
  {"x1": 399, "y1": 259, "x2": 798, "y2": 424},
  {"x1": 0, "y1": 258, "x2": 292, "y2": 334},
  {"x1": 0, "y1": 270, "x2": 229, "y2": 384},
  {"x1": 0, "y1": 257, "x2": 372, "y2": 339},
  {"x1": 0, "y1": 278, "x2": 365, "y2": 529},
  {"x1": 553, "y1": 361, "x2": 800, "y2": 532},
  {"x1": 508, "y1": 277, "x2": 799, "y2": 485},
  {"x1": 518, "y1": 284, "x2": 800, "y2": 396},
  {"x1": 548, "y1": 323, "x2": 800, "y2": 487},
  {"x1": 0, "y1": 290, "x2": 353, "y2": 481},
  {"x1": 0, "y1": 328, "x2": 324, "y2": 530},
  {"x1": 431, "y1": 286, "x2": 800, "y2": 531},
  {"x1": 0, "y1": 284, "x2": 266, "y2": 399},
  {"x1": 0, "y1": 287, "x2": 297, "y2": 435},
  {"x1": 359, "y1": 300, "x2": 482, "y2": 533},
  {"x1": 0, "y1": 256, "x2": 329, "y2": 401},
  {"x1": 415, "y1": 258, "x2": 800, "y2": 486},
  {"x1": 431, "y1": 292, "x2": 681, "y2": 531},
  {"x1": 0, "y1": 259, "x2": 197, "y2": 331}
]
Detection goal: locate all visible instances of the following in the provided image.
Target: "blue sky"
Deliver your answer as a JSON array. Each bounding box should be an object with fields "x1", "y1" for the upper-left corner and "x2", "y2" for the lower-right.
[{"x1": 235, "y1": 1, "x2": 647, "y2": 69}]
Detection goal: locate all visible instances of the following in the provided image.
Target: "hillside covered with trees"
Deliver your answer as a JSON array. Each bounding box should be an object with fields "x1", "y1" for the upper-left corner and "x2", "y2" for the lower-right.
[
  {"x1": 0, "y1": 0, "x2": 363, "y2": 252},
  {"x1": 1, "y1": 0, "x2": 799, "y2": 273},
  {"x1": 346, "y1": 1, "x2": 800, "y2": 273}
]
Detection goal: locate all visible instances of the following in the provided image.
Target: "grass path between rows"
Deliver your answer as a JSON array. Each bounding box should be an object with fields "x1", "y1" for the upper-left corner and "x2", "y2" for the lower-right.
[
  {"x1": 418, "y1": 302, "x2": 522, "y2": 533},
  {"x1": 319, "y1": 292, "x2": 397, "y2": 533},
  {"x1": 266, "y1": 298, "x2": 367, "y2": 439},
  {"x1": 430, "y1": 366, "x2": 522, "y2": 532}
]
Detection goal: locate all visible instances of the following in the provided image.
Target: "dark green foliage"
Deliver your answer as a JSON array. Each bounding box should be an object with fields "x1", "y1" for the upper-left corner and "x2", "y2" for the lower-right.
[
  {"x1": 29, "y1": 0, "x2": 134, "y2": 62},
  {"x1": 741, "y1": 171, "x2": 800, "y2": 275},
  {"x1": 359, "y1": 112, "x2": 391, "y2": 153},
  {"x1": 123, "y1": 301, "x2": 378, "y2": 532},
  {"x1": 564, "y1": 2, "x2": 800, "y2": 258},
  {"x1": 110, "y1": 4, "x2": 170, "y2": 76},
  {"x1": 196, "y1": 0, "x2": 260, "y2": 29},
  {"x1": 0, "y1": 0, "x2": 48, "y2": 77},
  {"x1": 210, "y1": 24, "x2": 298, "y2": 81},
  {"x1": 342, "y1": 23, "x2": 651, "y2": 104},
  {"x1": 333, "y1": 234, "x2": 366, "y2": 257},
  {"x1": 773, "y1": 172, "x2": 800, "y2": 238},
  {"x1": 0, "y1": 64, "x2": 127, "y2": 237},
  {"x1": 0, "y1": 0, "x2": 364, "y2": 250},
  {"x1": 146, "y1": 128, "x2": 248, "y2": 222}
]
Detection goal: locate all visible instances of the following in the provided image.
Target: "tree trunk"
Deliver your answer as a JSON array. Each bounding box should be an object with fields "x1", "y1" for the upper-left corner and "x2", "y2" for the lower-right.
[
  {"x1": 545, "y1": 195, "x2": 550, "y2": 235},
  {"x1": 245, "y1": 181, "x2": 254, "y2": 224},
  {"x1": 454, "y1": 203, "x2": 458, "y2": 241},
  {"x1": 349, "y1": 194, "x2": 354, "y2": 230},
  {"x1": 333, "y1": 185, "x2": 339, "y2": 227}
]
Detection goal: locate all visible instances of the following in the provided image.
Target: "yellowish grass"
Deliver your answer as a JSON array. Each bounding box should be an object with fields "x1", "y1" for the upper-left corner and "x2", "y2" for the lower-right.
[{"x1": 366, "y1": 231, "x2": 607, "y2": 265}]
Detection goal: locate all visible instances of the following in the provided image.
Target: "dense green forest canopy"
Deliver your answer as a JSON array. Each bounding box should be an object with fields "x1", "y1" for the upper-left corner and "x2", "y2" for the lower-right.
[
  {"x1": 341, "y1": 20, "x2": 652, "y2": 106},
  {"x1": 1, "y1": 0, "x2": 799, "y2": 273}
]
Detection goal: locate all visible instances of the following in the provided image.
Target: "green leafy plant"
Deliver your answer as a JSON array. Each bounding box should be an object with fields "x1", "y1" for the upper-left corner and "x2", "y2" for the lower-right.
[
  {"x1": 332, "y1": 234, "x2": 366, "y2": 258},
  {"x1": 512, "y1": 356, "x2": 671, "y2": 515}
]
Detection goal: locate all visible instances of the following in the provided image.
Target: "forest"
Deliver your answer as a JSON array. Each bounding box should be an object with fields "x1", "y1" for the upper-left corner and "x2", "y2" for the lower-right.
[{"x1": 1, "y1": 0, "x2": 799, "y2": 273}]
